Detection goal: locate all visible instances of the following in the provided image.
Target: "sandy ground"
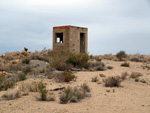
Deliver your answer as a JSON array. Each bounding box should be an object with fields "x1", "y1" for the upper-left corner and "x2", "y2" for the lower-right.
[{"x1": 0, "y1": 60, "x2": 150, "y2": 113}]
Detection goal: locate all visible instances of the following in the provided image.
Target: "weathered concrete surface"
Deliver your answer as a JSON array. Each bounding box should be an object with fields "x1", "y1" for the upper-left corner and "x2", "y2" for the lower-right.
[{"x1": 53, "y1": 25, "x2": 88, "y2": 53}]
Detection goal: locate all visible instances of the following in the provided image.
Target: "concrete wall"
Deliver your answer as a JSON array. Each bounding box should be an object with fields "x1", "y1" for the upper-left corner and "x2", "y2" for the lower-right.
[{"x1": 53, "y1": 26, "x2": 88, "y2": 53}]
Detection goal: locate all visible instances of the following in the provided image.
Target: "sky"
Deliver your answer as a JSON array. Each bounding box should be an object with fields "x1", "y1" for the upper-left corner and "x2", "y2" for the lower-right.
[{"x1": 0, "y1": 0, "x2": 150, "y2": 55}]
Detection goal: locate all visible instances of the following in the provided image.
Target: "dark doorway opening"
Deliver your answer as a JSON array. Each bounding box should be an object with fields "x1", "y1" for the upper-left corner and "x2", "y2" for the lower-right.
[
  {"x1": 55, "y1": 33, "x2": 63, "y2": 43},
  {"x1": 80, "y1": 33, "x2": 85, "y2": 53}
]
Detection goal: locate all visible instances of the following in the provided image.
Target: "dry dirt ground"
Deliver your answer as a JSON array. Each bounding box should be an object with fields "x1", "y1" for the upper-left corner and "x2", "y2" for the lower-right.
[{"x1": 0, "y1": 60, "x2": 150, "y2": 113}]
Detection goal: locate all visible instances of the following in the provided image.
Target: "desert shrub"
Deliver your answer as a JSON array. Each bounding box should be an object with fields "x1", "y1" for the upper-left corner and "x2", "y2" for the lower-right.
[
  {"x1": 91, "y1": 76, "x2": 99, "y2": 82},
  {"x1": 36, "y1": 81, "x2": 55, "y2": 101},
  {"x1": 54, "y1": 72, "x2": 65, "y2": 82},
  {"x1": 59, "y1": 85, "x2": 90, "y2": 104},
  {"x1": 91, "y1": 62, "x2": 105, "y2": 71},
  {"x1": 70, "y1": 87, "x2": 84, "y2": 102},
  {"x1": 49, "y1": 49, "x2": 71, "y2": 71},
  {"x1": 107, "y1": 66, "x2": 113, "y2": 69},
  {"x1": 19, "y1": 82, "x2": 38, "y2": 93},
  {"x1": 47, "y1": 92, "x2": 55, "y2": 101},
  {"x1": 121, "y1": 72, "x2": 128, "y2": 80},
  {"x1": 63, "y1": 71, "x2": 75, "y2": 82},
  {"x1": 18, "y1": 73, "x2": 26, "y2": 81},
  {"x1": 22, "y1": 66, "x2": 32, "y2": 74},
  {"x1": 130, "y1": 72, "x2": 143, "y2": 79},
  {"x1": 121, "y1": 62, "x2": 130, "y2": 67},
  {"x1": 22, "y1": 58, "x2": 30, "y2": 64},
  {"x1": 66, "y1": 53, "x2": 89, "y2": 69},
  {"x1": 54, "y1": 71, "x2": 75, "y2": 82},
  {"x1": 2, "y1": 90, "x2": 21, "y2": 100},
  {"x1": 81, "y1": 83, "x2": 90, "y2": 92},
  {"x1": 31, "y1": 54, "x2": 49, "y2": 62},
  {"x1": 105, "y1": 76, "x2": 122, "y2": 87},
  {"x1": 0, "y1": 80, "x2": 15, "y2": 91},
  {"x1": 60, "y1": 87, "x2": 72, "y2": 104},
  {"x1": 116, "y1": 51, "x2": 126, "y2": 61},
  {"x1": 37, "y1": 81, "x2": 47, "y2": 101},
  {"x1": 91, "y1": 61, "x2": 104, "y2": 67},
  {"x1": 5, "y1": 55, "x2": 13, "y2": 61}
]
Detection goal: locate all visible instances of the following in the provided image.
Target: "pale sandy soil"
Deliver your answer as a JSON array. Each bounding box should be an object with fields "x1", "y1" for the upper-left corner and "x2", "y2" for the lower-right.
[{"x1": 0, "y1": 60, "x2": 150, "y2": 113}]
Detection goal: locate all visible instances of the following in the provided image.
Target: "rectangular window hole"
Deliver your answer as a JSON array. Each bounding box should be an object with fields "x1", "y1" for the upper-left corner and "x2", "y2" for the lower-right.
[{"x1": 55, "y1": 33, "x2": 63, "y2": 43}]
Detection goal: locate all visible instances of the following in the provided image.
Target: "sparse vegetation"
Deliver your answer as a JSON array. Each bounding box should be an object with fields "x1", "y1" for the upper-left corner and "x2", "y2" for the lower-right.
[
  {"x1": 22, "y1": 66, "x2": 32, "y2": 74},
  {"x1": 60, "y1": 84, "x2": 90, "y2": 104},
  {"x1": 2, "y1": 90, "x2": 21, "y2": 100},
  {"x1": 121, "y1": 62, "x2": 130, "y2": 67},
  {"x1": 66, "y1": 52, "x2": 89, "y2": 69},
  {"x1": 22, "y1": 58, "x2": 30, "y2": 64},
  {"x1": 116, "y1": 50, "x2": 127, "y2": 61},
  {"x1": 37, "y1": 81, "x2": 47, "y2": 101},
  {"x1": 19, "y1": 82, "x2": 38, "y2": 92},
  {"x1": 0, "y1": 79, "x2": 15, "y2": 91},
  {"x1": 54, "y1": 71, "x2": 75, "y2": 82},
  {"x1": 18, "y1": 73, "x2": 26, "y2": 81},
  {"x1": 105, "y1": 76, "x2": 122, "y2": 87},
  {"x1": 81, "y1": 83, "x2": 90, "y2": 92},
  {"x1": 121, "y1": 72, "x2": 129, "y2": 80},
  {"x1": 91, "y1": 76, "x2": 99, "y2": 82},
  {"x1": 130, "y1": 72, "x2": 143, "y2": 79}
]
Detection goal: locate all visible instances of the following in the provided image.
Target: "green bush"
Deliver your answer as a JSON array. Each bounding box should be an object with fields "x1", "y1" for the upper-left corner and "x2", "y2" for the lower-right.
[{"x1": 37, "y1": 81, "x2": 47, "y2": 101}]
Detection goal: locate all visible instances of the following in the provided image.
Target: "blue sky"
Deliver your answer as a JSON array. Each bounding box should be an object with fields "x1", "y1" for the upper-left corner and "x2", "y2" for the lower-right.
[{"x1": 0, "y1": 0, "x2": 150, "y2": 55}]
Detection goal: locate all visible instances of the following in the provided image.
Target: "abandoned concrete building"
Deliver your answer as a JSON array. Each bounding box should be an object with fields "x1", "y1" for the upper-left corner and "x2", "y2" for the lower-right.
[{"x1": 53, "y1": 25, "x2": 88, "y2": 53}]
